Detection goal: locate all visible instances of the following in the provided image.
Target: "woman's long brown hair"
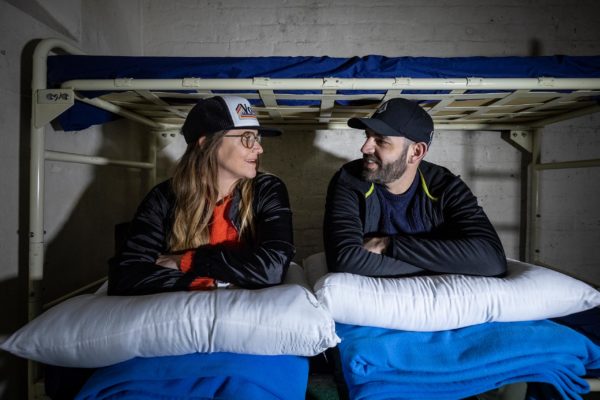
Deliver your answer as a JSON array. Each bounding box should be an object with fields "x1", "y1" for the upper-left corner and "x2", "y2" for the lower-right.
[{"x1": 169, "y1": 131, "x2": 255, "y2": 251}]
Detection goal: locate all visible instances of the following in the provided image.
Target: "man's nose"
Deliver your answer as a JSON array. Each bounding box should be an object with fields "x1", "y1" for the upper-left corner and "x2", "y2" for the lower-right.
[{"x1": 361, "y1": 137, "x2": 375, "y2": 154}]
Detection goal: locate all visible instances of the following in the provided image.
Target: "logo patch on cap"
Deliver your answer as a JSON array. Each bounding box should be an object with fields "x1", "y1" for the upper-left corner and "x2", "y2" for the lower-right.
[
  {"x1": 222, "y1": 96, "x2": 260, "y2": 128},
  {"x1": 236, "y1": 103, "x2": 257, "y2": 119}
]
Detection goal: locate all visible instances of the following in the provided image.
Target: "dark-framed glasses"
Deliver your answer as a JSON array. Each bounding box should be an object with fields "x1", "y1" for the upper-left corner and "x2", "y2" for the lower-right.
[{"x1": 224, "y1": 131, "x2": 262, "y2": 149}]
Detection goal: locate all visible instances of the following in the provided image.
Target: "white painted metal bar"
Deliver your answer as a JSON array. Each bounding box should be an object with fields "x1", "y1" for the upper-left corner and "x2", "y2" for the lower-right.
[
  {"x1": 136, "y1": 90, "x2": 188, "y2": 118},
  {"x1": 148, "y1": 133, "x2": 158, "y2": 190},
  {"x1": 319, "y1": 89, "x2": 337, "y2": 123},
  {"x1": 381, "y1": 89, "x2": 403, "y2": 102},
  {"x1": 30, "y1": 39, "x2": 84, "y2": 287},
  {"x1": 45, "y1": 150, "x2": 155, "y2": 169},
  {"x1": 527, "y1": 129, "x2": 541, "y2": 263},
  {"x1": 257, "y1": 89, "x2": 283, "y2": 121},
  {"x1": 29, "y1": 37, "x2": 86, "y2": 400},
  {"x1": 124, "y1": 91, "x2": 521, "y2": 102},
  {"x1": 75, "y1": 94, "x2": 165, "y2": 129},
  {"x1": 43, "y1": 277, "x2": 107, "y2": 310},
  {"x1": 428, "y1": 90, "x2": 466, "y2": 114},
  {"x1": 529, "y1": 104, "x2": 600, "y2": 127},
  {"x1": 269, "y1": 122, "x2": 534, "y2": 131},
  {"x1": 61, "y1": 77, "x2": 600, "y2": 91},
  {"x1": 534, "y1": 158, "x2": 600, "y2": 170}
]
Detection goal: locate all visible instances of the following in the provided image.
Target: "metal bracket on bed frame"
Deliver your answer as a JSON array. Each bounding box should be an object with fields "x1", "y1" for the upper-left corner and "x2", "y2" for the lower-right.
[
  {"x1": 34, "y1": 89, "x2": 75, "y2": 128},
  {"x1": 154, "y1": 129, "x2": 179, "y2": 149},
  {"x1": 504, "y1": 130, "x2": 533, "y2": 154}
]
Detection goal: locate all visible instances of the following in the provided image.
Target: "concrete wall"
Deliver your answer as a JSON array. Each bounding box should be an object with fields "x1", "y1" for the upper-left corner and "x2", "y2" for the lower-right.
[{"x1": 0, "y1": 0, "x2": 599, "y2": 398}]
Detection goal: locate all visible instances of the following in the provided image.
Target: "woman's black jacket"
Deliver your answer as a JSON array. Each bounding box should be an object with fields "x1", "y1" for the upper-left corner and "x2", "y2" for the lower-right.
[{"x1": 108, "y1": 173, "x2": 295, "y2": 295}]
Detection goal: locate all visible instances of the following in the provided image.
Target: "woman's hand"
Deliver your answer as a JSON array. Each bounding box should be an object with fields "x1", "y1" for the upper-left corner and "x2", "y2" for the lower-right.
[{"x1": 156, "y1": 254, "x2": 183, "y2": 270}]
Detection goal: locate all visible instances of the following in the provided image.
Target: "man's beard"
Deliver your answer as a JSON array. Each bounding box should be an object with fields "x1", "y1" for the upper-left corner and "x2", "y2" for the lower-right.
[{"x1": 361, "y1": 151, "x2": 408, "y2": 184}]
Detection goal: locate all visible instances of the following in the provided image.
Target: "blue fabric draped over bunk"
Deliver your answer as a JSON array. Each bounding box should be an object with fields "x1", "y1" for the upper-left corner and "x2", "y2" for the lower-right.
[
  {"x1": 75, "y1": 352, "x2": 308, "y2": 400},
  {"x1": 335, "y1": 320, "x2": 600, "y2": 400},
  {"x1": 46, "y1": 55, "x2": 600, "y2": 131}
]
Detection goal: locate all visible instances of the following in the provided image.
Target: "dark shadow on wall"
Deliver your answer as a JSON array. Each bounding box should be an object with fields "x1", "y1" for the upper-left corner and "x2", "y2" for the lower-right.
[
  {"x1": 0, "y1": 278, "x2": 28, "y2": 400},
  {"x1": 528, "y1": 38, "x2": 543, "y2": 56},
  {"x1": 42, "y1": 120, "x2": 168, "y2": 304},
  {"x1": 261, "y1": 129, "x2": 354, "y2": 262},
  {"x1": 0, "y1": 38, "x2": 41, "y2": 400},
  {"x1": 460, "y1": 132, "x2": 522, "y2": 258}
]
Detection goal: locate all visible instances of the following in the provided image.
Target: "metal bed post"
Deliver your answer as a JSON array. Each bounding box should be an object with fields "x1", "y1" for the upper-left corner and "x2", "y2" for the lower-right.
[
  {"x1": 527, "y1": 129, "x2": 541, "y2": 264},
  {"x1": 29, "y1": 37, "x2": 85, "y2": 400},
  {"x1": 28, "y1": 38, "x2": 164, "y2": 400}
]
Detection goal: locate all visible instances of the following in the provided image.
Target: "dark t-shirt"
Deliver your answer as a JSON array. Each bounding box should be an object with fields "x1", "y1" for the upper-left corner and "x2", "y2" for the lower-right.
[{"x1": 375, "y1": 176, "x2": 427, "y2": 236}]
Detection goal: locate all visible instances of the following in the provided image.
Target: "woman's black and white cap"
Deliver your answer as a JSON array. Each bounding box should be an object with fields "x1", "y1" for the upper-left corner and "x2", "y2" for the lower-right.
[
  {"x1": 348, "y1": 98, "x2": 434, "y2": 146},
  {"x1": 182, "y1": 95, "x2": 282, "y2": 144}
]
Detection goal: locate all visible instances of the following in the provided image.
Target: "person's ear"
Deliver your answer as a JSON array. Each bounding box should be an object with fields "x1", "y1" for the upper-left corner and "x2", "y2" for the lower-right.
[
  {"x1": 408, "y1": 142, "x2": 428, "y2": 164},
  {"x1": 197, "y1": 136, "x2": 207, "y2": 148}
]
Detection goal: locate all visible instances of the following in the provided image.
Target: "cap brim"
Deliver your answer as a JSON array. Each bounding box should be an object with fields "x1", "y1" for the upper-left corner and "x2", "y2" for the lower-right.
[
  {"x1": 347, "y1": 117, "x2": 405, "y2": 137},
  {"x1": 226, "y1": 125, "x2": 282, "y2": 136},
  {"x1": 258, "y1": 127, "x2": 282, "y2": 137}
]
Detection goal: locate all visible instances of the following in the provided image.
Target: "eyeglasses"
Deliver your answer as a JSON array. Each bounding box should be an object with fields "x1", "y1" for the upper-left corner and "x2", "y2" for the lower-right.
[{"x1": 223, "y1": 131, "x2": 262, "y2": 149}]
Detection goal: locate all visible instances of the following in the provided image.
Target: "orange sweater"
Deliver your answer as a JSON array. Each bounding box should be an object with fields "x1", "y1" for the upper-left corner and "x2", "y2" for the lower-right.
[{"x1": 180, "y1": 197, "x2": 240, "y2": 290}]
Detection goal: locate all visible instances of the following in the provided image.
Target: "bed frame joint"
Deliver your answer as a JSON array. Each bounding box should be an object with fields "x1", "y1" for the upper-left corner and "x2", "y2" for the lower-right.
[
  {"x1": 114, "y1": 78, "x2": 133, "y2": 87},
  {"x1": 154, "y1": 129, "x2": 179, "y2": 149},
  {"x1": 503, "y1": 130, "x2": 533, "y2": 153},
  {"x1": 467, "y1": 77, "x2": 484, "y2": 86},
  {"x1": 538, "y1": 77, "x2": 555, "y2": 87},
  {"x1": 323, "y1": 78, "x2": 343, "y2": 88},
  {"x1": 34, "y1": 89, "x2": 74, "y2": 128},
  {"x1": 254, "y1": 77, "x2": 271, "y2": 86},
  {"x1": 183, "y1": 78, "x2": 202, "y2": 87},
  {"x1": 393, "y1": 77, "x2": 411, "y2": 86}
]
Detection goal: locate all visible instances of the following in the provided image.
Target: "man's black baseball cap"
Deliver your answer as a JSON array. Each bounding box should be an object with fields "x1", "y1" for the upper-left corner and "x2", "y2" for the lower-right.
[
  {"x1": 348, "y1": 98, "x2": 434, "y2": 146},
  {"x1": 182, "y1": 95, "x2": 282, "y2": 144}
]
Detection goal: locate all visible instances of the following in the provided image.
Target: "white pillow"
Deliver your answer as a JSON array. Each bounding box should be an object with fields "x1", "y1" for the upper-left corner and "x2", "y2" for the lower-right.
[
  {"x1": 312, "y1": 254, "x2": 600, "y2": 331},
  {"x1": 0, "y1": 263, "x2": 340, "y2": 367}
]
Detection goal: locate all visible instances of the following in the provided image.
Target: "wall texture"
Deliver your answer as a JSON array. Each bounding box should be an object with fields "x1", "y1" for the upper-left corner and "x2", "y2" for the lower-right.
[{"x1": 1, "y1": 0, "x2": 599, "y2": 398}]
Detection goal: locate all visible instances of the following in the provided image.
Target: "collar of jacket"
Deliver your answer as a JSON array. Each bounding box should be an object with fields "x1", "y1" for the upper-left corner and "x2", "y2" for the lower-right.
[{"x1": 224, "y1": 172, "x2": 269, "y2": 233}]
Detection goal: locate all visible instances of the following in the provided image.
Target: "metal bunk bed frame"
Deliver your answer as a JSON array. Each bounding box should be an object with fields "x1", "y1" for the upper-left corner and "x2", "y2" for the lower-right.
[{"x1": 27, "y1": 37, "x2": 600, "y2": 399}]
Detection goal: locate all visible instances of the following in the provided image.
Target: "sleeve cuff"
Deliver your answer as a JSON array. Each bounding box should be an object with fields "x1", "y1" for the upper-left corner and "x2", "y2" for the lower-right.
[{"x1": 179, "y1": 250, "x2": 196, "y2": 273}]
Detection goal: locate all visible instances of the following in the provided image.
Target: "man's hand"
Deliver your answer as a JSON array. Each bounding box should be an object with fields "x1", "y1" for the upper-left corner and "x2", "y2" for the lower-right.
[
  {"x1": 156, "y1": 254, "x2": 183, "y2": 270},
  {"x1": 363, "y1": 236, "x2": 390, "y2": 254}
]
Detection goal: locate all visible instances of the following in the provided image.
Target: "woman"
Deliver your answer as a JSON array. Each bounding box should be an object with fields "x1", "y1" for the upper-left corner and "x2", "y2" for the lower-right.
[{"x1": 108, "y1": 95, "x2": 295, "y2": 295}]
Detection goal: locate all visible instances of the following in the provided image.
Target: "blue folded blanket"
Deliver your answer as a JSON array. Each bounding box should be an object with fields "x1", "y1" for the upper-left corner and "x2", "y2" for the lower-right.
[
  {"x1": 336, "y1": 320, "x2": 600, "y2": 400},
  {"x1": 75, "y1": 352, "x2": 308, "y2": 400}
]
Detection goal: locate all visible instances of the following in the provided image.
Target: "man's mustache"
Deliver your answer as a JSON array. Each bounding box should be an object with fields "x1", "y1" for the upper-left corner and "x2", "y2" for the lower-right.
[{"x1": 363, "y1": 155, "x2": 381, "y2": 166}]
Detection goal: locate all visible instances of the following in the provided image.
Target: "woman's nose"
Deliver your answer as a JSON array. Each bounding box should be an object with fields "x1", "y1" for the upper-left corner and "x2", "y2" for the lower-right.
[{"x1": 253, "y1": 141, "x2": 264, "y2": 154}]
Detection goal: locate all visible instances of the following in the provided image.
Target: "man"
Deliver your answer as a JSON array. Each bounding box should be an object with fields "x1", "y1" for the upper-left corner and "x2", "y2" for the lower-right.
[{"x1": 324, "y1": 98, "x2": 506, "y2": 277}]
